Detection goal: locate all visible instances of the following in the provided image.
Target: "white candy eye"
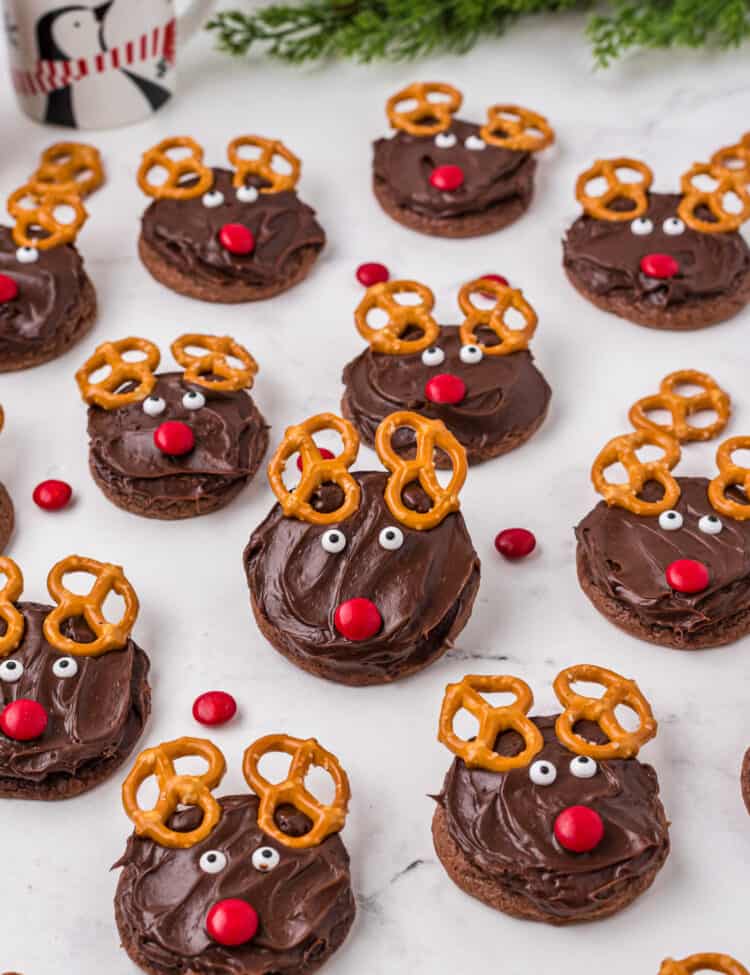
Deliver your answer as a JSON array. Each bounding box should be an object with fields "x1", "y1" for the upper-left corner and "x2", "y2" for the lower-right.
[
  {"x1": 52, "y1": 656, "x2": 78, "y2": 679},
  {"x1": 321, "y1": 529, "x2": 346, "y2": 554},
  {"x1": 379, "y1": 526, "x2": 404, "y2": 550},
  {"x1": 202, "y1": 190, "x2": 224, "y2": 208},
  {"x1": 236, "y1": 185, "x2": 259, "y2": 203},
  {"x1": 199, "y1": 850, "x2": 227, "y2": 874},
  {"x1": 0, "y1": 659, "x2": 23, "y2": 683},
  {"x1": 16, "y1": 246, "x2": 39, "y2": 264},
  {"x1": 182, "y1": 390, "x2": 206, "y2": 411},
  {"x1": 630, "y1": 217, "x2": 654, "y2": 236},
  {"x1": 529, "y1": 759, "x2": 557, "y2": 786},
  {"x1": 663, "y1": 217, "x2": 685, "y2": 236},
  {"x1": 699, "y1": 514, "x2": 723, "y2": 535},
  {"x1": 252, "y1": 846, "x2": 280, "y2": 872},
  {"x1": 459, "y1": 344, "x2": 483, "y2": 365},
  {"x1": 434, "y1": 132, "x2": 457, "y2": 149},
  {"x1": 658, "y1": 509, "x2": 683, "y2": 531},
  {"x1": 142, "y1": 396, "x2": 166, "y2": 417},
  {"x1": 421, "y1": 346, "x2": 445, "y2": 367},
  {"x1": 570, "y1": 755, "x2": 598, "y2": 779},
  {"x1": 464, "y1": 135, "x2": 486, "y2": 151}
]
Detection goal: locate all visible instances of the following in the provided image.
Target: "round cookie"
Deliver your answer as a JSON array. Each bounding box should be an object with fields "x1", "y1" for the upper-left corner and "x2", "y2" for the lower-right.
[
  {"x1": 742, "y1": 749, "x2": 750, "y2": 815},
  {"x1": 0, "y1": 483, "x2": 12, "y2": 552}
]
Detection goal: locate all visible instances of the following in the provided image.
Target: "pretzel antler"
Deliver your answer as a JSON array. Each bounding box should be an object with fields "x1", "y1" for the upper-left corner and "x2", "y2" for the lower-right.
[
  {"x1": 708, "y1": 436, "x2": 750, "y2": 521},
  {"x1": 591, "y1": 429, "x2": 682, "y2": 516},
  {"x1": 243, "y1": 734, "x2": 350, "y2": 849},
  {"x1": 355, "y1": 280, "x2": 440, "y2": 355},
  {"x1": 171, "y1": 334, "x2": 258, "y2": 392},
  {"x1": 660, "y1": 955, "x2": 749, "y2": 975},
  {"x1": 480, "y1": 105, "x2": 554, "y2": 153},
  {"x1": 8, "y1": 183, "x2": 87, "y2": 250},
  {"x1": 458, "y1": 278, "x2": 537, "y2": 355},
  {"x1": 0, "y1": 556, "x2": 24, "y2": 658},
  {"x1": 386, "y1": 82, "x2": 462, "y2": 136},
  {"x1": 137, "y1": 137, "x2": 213, "y2": 201},
  {"x1": 576, "y1": 158, "x2": 653, "y2": 221},
  {"x1": 678, "y1": 162, "x2": 750, "y2": 234},
  {"x1": 227, "y1": 136, "x2": 301, "y2": 194},
  {"x1": 30, "y1": 142, "x2": 104, "y2": 198},
  {"x1": 76, "y1": 337, "x2": 161, "y2": 410},
  {"x1": 711, "y1": 132, "x2": 750, "y2": 182},
  {"x1": 629, "y1": 370, "x2": 731, "y2": 443}
]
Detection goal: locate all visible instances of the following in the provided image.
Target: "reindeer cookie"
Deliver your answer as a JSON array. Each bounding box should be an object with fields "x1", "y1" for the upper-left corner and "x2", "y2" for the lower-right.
[
  {"x1": 0, "y1": 406, "x2": 13, "y2": 552},
  {"x1": 114, "y1": 734, "x2": 355, "y2": 975},
  {"x1": 342, "y1": 277, "x2": 550, "y2": 464},
  {"x1": 575, "y1": 370, "x2": 750, "y2": 649},
  {"x1": 244, "y1": 410, "x2": 480, "y2": 685},
  {"x1": 76, "y1": 333, "x2": 269, "y2": 520},
  {"x1": 137, "y1": 136, "x2": 326, "y2": 303},
  {"x1": 660, "y1": 955, "x2": 748, "y2": 975},
  {"x1": 432, "y1": 665, "x2": 670, "y2": 924},
  {"x1": 0, "y1": 143, "x2": 103, "y2": 371},
  {"x1": 563, "y1": 138, "x2": 750, "y2": 330},
  {"x1": 0, "y1": 554, "x2": 150, "y2": 800},
  {"x1": 373, "y1": 83, "x2": 554, "y2": 238}
]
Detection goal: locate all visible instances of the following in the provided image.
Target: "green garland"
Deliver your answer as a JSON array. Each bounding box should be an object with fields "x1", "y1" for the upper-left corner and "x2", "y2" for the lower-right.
[{"x1": 206, "y1": 0, "x2": 750, "y2": 66}]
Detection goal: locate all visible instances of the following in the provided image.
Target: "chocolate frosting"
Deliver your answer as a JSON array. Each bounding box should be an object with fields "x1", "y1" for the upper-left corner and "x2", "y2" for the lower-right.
[
  {"x1": 244, "y1": 471, "x2": 480, "y2": 683},
  {"x1": 373, "y1": 119, "x2": 535, "y2": 219},
  {"x1": 576, "y1": 476, "x2": 750, "y2": 639},
  {"x1": 0, "y1": 602, "x2": 149, "y2": 782},
  {"x1": 563, "y1": 193, "x2": 750, "y2": 307},
  {"x1": 115, "y1": 795, "x2": 355, "y2": 975},
  {"x1": 140, "y1": 169, "x2": 325, "y2": 287},
  {"x1": 438, "y1": 716, "x2": 669, "y2": 920},
  {"x1": 342, "y1": 326, "x2": 550, "y2": 456}
]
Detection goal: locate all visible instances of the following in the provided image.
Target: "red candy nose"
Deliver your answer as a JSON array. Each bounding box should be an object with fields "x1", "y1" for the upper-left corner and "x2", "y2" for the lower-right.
[
  {"x1": 430, "y1": 164, "x2": 464, "y2": 191},
  {"x1": 425, "y1": 373, "x2": 466, "y2": 405},
  {"x1": 206, "y1": 899, "x2": 259, "y2": 947},
  {"x1": 219, "y1": 223, "x2": 255, "y2": 255},
  {"x1": 0, "y1": 273, "x2": 19, "y2": 303},
  {"x1": 640, "y1": 253, "x2": 680, "y2": 279},
  {"x1": 154, "y1": 421, "x2": 195, "y2": 457},
  {"x1": 0, "y1": 699, "x2": 48, "y2": 741},
  {"x1": 297, "y1": 447, "x2": 334, "y2": 472},
  {"x1": 666, "y1": 558, "x2": 710, "y2": 594},
  {"x1": 334, "y1": 598, "x2": 382, "y2": 641},
  {"x1": 554, "y1": 805, "x2": 604, "y2": 853}
]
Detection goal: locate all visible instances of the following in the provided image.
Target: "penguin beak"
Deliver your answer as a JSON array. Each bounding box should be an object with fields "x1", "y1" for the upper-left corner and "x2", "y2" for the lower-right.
[{"x1": 94, "y1": 1, "x2": 113, "y2": 22}]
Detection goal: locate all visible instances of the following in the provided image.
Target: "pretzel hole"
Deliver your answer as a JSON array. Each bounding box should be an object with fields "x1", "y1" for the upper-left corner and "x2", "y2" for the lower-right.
[
  {"x1": 134, "y1": 775, "x2": 160, "y2": 809},
  {"x1": 365, "y1": 307, "x2": 390, "y2": 329},
  {"x1": 685, "y1": 408, "x2": 720, "y2": 429},
  {"x1": 614, "y1": 703, "x2": 641, "y2": 732},
  {"x1": 451, "y1": 708, "x2": 480, "y2": 741},
  {"x1": 729, "y1": 447, "x2": 750, "y2": 467},
  {"x1": 233, "y1": 142, "x2": 264, "y2": 161},
  {"x1": 303, "y1": 765, "x2": 335, "y2": 805},
  {"x1": 718, "y1": 154, "x2": 747, "y2": 172},
  {"x1": 391, "y1": 291, "x2": 424, "y2": 307},
  {"x1": 465, "y1": 289, "x2": 498, "y2": 311},
  {"x1": 14, "y1": 192, "x2": 40, "y2": 211},
  {"x1": 719, "y1": 189, "x2": 745, "y2": 214},
  {"x1": 164, "y1": 145, "x2": 196, "y2": 162},
  {"x1": 426, "y1": 91, "x2": 453, "y2": 105},
  {"x1": 600, "y1": 461, "x2": 629, "y2": 485},
  {"x1": 503, "y1": 306, "x2": 527, "y2": 331},
  {"x1": 271, "y1": 153, "x2": 294, "y2": 176},
  {"x1": 635, "y1": 442, "x2": 670, "y2": 463},
  {"x1": 615, "y1": 166, "x2": 646, "y2": 184},
  {"x1": 144, "y1": 164, "x2": 170, "y2": 187},
  {"x1": 51, "y1": 203, "x2": 78, "y2": 226},
  {"x1": 50, "y1": 151, "x2": 73, "y2": 164}
]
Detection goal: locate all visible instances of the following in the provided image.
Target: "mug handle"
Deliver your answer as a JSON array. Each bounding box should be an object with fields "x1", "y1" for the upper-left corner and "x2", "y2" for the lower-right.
[{"x1": 177, "y1": 0, "x2": 217, "y2": 44}]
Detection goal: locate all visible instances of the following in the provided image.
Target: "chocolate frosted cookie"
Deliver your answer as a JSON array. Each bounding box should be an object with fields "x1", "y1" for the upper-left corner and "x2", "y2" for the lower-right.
[
  {"x1": 137, "y1": 136, "x2": 325, "y2": 303},
  {"x1": 563, "y1": 140, "x2": 750, "y2": 330},
  {"x1": 742, "y1": 749, "x2": 750, "y2": 815},
  {"x1": 0, "y1": 406, "x2": 13, "y2": 552},
  {"x1": 0, "y1": 554, "x2": 150, "y2": 800},
  {"x1": 433, "y1": 665, "x2": 669, "y2": 925},
  {"x1": 245, "y1": 411, "x2": 480, "y2": 685},
  {"x1": 342, "y1": 277, "x2": 550, "y2": 465},
  {"x1": 373, "y1": 82, "x2": 554, "y2": 238},
  {"x1": 76, "y1": 333, "x2": 269, "y2": 520},
  {"x1": 115, "y1": 733, "x2": 355, "y2": 975},
  {"x1": 659, "y1": 954, "x2": 748, "y2": 975}
]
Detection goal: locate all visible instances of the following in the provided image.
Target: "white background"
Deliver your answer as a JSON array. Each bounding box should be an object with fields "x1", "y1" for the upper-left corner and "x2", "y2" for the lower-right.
[{"x1": 1, "y1": 9, "x2": 750, "y2": 973}]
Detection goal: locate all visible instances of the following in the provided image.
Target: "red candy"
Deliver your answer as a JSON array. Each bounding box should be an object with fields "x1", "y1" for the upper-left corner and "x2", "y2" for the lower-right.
[
  {"x1": 0, "y1": 274, "x2": 19, "y2": 303},
  {"x1": 640, "y1": 253, "x2": 679, "y2": 279},
  {"x1": 480, "y1": 272, "x2": 509, "y2": 299},
  {"x1": 666, "y1": 558, "x2": 709, "y2": 594},
  {"x1": 0, "y1": 699, "x2": 48, "y2": 741},
  {"x1": 193, "y1": 691, "x2": 237, "y2": 727},
  {"x1": 297, "y1": 447, "x2": 334, "y2": 472},
  {"x1": 206, "y1": 899, "x2": 259, "y2": 947},
  {"x1": 425, "y1": 374, "x2": 466, "y2": 405},
  {"x1": 554, "y1": 805, "x2": 604, "y2": 853},
  {"x1": 334, "y1": 598, "x2": 382, "y2": 641},
  {"x1": 219, "y1": 223, "x2": 255, "y2": 256},
  {"x1": 356, "y1": 262, "x2": 389, "y2": 287},
  {"x1": 33, "y1": 479, "x2": 73, "y2": 511},
  {"x1": 495, "y1": 528, "x2": 536, "y2": 560},
  {"x1": 154, "y1": 421, "x2": 195, "y2": 456},
  {"x1": 429, "y1": 165, "x2": 464, "y2": 192}
]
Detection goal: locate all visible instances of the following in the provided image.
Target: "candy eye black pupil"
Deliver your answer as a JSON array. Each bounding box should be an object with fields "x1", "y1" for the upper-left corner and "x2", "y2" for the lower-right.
[
  {"x1": 207, "y1": 854, "x2": 216, "y2": 862},
  {"x1": 540, "y1": 765, "x2": 549, "y2": 774},
  {"x1": 386, "y1": 531, "x2": 395, "y2": 540},
  {"x1": 262, "y1": 849, "x2": 272, "y2": 859}
]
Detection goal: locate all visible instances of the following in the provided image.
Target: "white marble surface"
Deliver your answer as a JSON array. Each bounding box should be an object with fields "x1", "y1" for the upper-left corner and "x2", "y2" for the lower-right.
[{"x1": 1, "y1": 11, "x2": 750, "y2": 973}]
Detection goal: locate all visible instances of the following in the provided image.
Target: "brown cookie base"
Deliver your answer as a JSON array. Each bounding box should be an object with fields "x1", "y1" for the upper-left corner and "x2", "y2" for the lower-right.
[
  {"x1": 138, "y1": 235, "x2": 320, "y2": 304},
  {"x1": 742, "y1": 749, "x2": 750, "y2": 815},
  {"x1": 0, "y1": 646, "x2": 150, "y2": 801},
  {"x1": 0, "y1": 482, "x2": 13, "y2": 552},
  {"x1": 565, "y1": 265, "x2": 750, "y2": 331}
]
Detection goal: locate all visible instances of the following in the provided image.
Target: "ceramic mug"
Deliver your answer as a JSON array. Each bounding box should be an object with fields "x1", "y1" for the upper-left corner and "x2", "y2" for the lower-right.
[{"x1": 2, "y1": 0, "x2": 215, "y2": 129}]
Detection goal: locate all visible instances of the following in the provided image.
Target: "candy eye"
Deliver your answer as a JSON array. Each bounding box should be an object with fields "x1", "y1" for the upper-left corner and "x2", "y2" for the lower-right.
[
  {"x1": 0, "y1": 659, "x2": 23, "y2": 683},
  {"x1": 663, "y1": 217, "x2": 685, "y2": 236},
  {"x1": 236, "y1": 185, "x2": 259, "y2": 204},
  {"x1": 570, "y1": 755, "x2": 598, "y2": 779},
  {"x1": 658, "y1": 509, "x2": 683, "y2": 531},
  {"x1": 142, "y1": 396, "x2": 166, "y2": 417},
  {"x1": 16, "y1": 246, "x2": 39, "y2": 264},
  {"x1": 202, "y1": 190, "x2": 225, "y2": 208},
  {"x1": 252, "y1": 846, "x2": 280, "y2": 872},
  {"x1": 464, "y1": 135, "x2": 486, "y2": 151},
  {"x1": 199, "y1": 850, "x2": 227, "y2": 874},
  {"x1": 434, "y1": 132, "x2": 457, "y2": 149},
  {"x1": 631, "y1": 217, "x2": 654, "y2": 236},
  {"x1": 529, "y1": 760, "x2": 557, "y2": 786},
  {"x1": 699, "y1": 514, "x2": 723, "y2": 535},
  {"x1": 52, "y1": 656, "x2": 78, "y2": 679},
  {"x1": 182, "y1": 390, "x2": 206, "y2": 411},
  {"x1": 421, "y1": 346, "x2": 445, "y2": 367},
  {"x1": 379, "y1": 526, "x2": 404, "y2": 550},
  {"x1": 321, "y1": 529, "x2": 346, "y2": 554},
  {"x1": 459, "y1": 344, "x2": 483, "y2": 365}
]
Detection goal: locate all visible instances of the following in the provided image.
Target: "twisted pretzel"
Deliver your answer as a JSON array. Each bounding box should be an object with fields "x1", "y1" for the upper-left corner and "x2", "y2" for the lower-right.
[
  {"x1": 8, "y1": 183, "x2": 87, "y2": 250},
  {"x1": 480, "y1": 104, "x2": 554, "y2": 153},
  {"x1": 678, "y1": 162, "x2": 750, "y2": 233},
  {"x1": 268, "y1": 414, "x2": 361, "y2": 525},
  {"x1": 43, "y1": 556, "x2": 139, "y2": 657},
  {"x1": 227, "y1": 136, "x2": 301, "y2": 194},
  {"x1": 576, "y1": 158, "x2": 653, "y2": 222},
  {"x1": 709, "y1": 436, "x2": 750, "y2": 521},
  {"x1": 243, "y1": 734, "x2": 350, "y2": 850},
  {"x1": 355, "y1": 280, "x2": 440, "y2": 355},
  {"x1": 76, "y1": 337, "x2": 160, "y2": 410},
  {"x1": 375, "y1": 412, "x2": 466, "y2": 531},
  {"x1": 137, "y1": 137, "x2": 213, "y2": 201},
  {"x1": 660, "y1": 955, "x2": 748, "y2": 975},
  {"x1": 711, "y1": 133, "x2": 750, "y2": 183},
  {"x1": 386, "y1": 82, "x2": 462, "y2": 136},
  {"x1": 122, "y1": 738, "x2": 226, "y2": 849},
  {"x1": 438, "y1": 675, "x2": 544, "y2": 773},
  {"x1": 629, "y1": 370, "x2": 731, "y2": 443},
  {"x1": 554, "y1": 664, "x2": 657, "y2": 760},
  {"x1": 591, "y1": 429, "x2": 681, "y2": 516},
  {"x1": 171, "y1": 334, "x2": 258, "y2": 392},
  {"x1": 0, "y1": 556, "x2": 24, "y2": 658},
  {"x1": 30, "y1": 142, "x2": 104, "y2": 198},
  {"x1": 458, "y1": 278, "x2": 537, "y2": 355}
]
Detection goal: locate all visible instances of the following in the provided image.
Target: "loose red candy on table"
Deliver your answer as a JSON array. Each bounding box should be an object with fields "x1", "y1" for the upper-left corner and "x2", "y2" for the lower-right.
[
  {"x1": 193, "y1": 690, "x2": 237, "y2": 727},
  {"x1": 666, "y1": 558, "x2": 709, "y2": 594},
  {"x1": 640, "y1": 253, "x2": 679, "y2": 279},
  {"x1": 356, "y1": 262, "x2": 389, "y2": 287},
  {"x1": 425, "y1": 374, "x2": 466, "y2": 405},
  {"x1": 297, "y1": 447, "x2": 334, "y2": 472},
  {"x1": 495, "y1": 528, "x2": 536, "y2": 560},
  {"x1": 206, "y1": 899, "x2": 259, "y2": 947},
  {"x1": 334, "y1": 598, "x2": 382, "y2": 641},
  {"x1": 430, "y1": 165, "x2": 465, "y2": 192},
  {"x1": 33, "y1": 479, "x2": 73, "y2": 511},
  {"x1": 0, "y1": 699, "x2": 48, "y2": 741},
  {"x1": 0, "y1": 274, "x2": 19, "y2": 303},
  {"x1": 154, "y1": 421, "x2": 195, "y2": 456},
  {"x1": 554, "y1": 805, "x2": 604, "y2": 853},
  {"x1": 219, "y1": 223, "x2": 255, "y2": 255}
]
